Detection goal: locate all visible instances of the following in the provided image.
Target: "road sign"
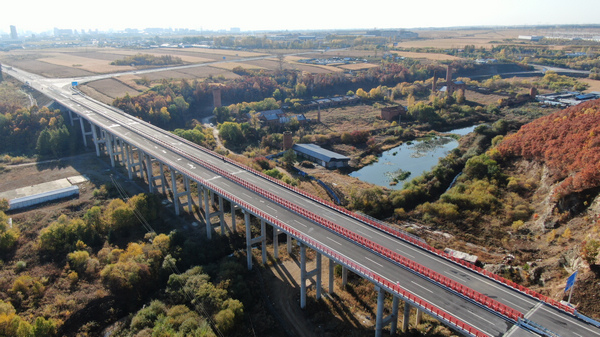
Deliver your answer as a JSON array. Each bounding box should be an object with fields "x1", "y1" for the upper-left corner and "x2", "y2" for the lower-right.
[{"x1": 565, "y1": 271, "x2": 577, "y2": 293}]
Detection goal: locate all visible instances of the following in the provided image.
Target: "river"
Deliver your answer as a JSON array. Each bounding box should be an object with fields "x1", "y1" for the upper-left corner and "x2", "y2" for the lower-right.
[{"x1": 349, "y1": 125, "x2": 478, "y2": 190}]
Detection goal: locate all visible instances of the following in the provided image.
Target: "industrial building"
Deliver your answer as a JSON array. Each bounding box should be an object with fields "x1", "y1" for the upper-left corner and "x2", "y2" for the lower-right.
[
  {"x1": 292, "y1": 144, "x2": 350, "y2": 169},
  {"x1": 8, "y1": 185, "x2": 79, "y2": 211}
]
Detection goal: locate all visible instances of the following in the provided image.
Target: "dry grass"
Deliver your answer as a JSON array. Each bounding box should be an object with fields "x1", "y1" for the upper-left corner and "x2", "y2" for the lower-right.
[
  {"x1": 580, "y1": 78, "x2": 600, "y2": 92},
  {"x1": 38, "y1": 53, "x2": 133, "y2": 73},
  {"x1": 393, "y1": 51, "x2": 463, "y2": 61},
  {"x1": 338, "y1": 63, "x2": 380, "y2": 71}
]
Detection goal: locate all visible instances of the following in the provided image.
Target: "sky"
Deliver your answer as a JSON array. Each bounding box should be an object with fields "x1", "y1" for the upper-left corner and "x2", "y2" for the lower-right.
[{"x1": 4, "y1": 0, "x2": 600, "y2": 34}]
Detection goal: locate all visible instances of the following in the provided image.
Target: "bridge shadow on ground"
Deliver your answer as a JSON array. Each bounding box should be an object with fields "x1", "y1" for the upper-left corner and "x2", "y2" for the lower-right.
[{"x1": 262, "y1": 252, "x2": 375, "y2": 337}]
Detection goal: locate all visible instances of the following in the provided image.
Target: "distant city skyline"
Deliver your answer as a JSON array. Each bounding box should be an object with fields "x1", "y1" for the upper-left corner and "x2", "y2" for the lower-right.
[{"x1": 4, "y1": 0, "x2": 600, "y2": 35}]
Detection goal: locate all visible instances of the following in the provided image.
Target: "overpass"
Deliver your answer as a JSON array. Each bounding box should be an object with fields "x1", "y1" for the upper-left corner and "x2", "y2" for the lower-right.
[{"x1": 3, "y1": 63, "x2": 600, "y2": 337}]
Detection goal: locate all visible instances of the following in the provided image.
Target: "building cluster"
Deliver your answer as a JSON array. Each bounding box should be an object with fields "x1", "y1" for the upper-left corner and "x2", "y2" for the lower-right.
[
  {"x1": 251, "y1": 109, "x2": 309, "y2": 127},
  {"x1": 536, "y1": 91, "x2": 600, "y2": 107},
  {"x1": 298, "y1": 57, "x2": 368, "y2": 66}
]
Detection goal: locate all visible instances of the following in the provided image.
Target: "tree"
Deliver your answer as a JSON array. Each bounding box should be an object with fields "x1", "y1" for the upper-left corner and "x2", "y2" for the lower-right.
[
  {"x1": 282, "y1": 149, "x2": 297, "y2": 168},
  {"x1": 36, "y1": 129, "x2": 52, "y2": 157},
  {"x1": 218, "y1": 122, "x2": 244, "y2": 148},
  {"x1": 0, "y1": 199, "x2": 8, "y2": 212},
  {"x1": 295, "y1": 82, "x2": 307, "y2": 97}
]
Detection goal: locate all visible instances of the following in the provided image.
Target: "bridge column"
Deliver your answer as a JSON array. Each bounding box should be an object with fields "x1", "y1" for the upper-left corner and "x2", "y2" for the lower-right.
[
  {"x1": 91, "y1": 124, "x2": 100, "y2": 156},
  {"x1": 204, "y1": 188, "x2": 211, "y2": 239},
  {"x1": 159, "y1": 162, "x2": 166, "y2": 194},
  {"x1": 218, "y1": 196, "x2": 225, "y2": 233},
  {"x1": 390, "y1": 297, "x2": 400, "y2": 335},
  {"x1": 170, "y1": 167, "x2": 180, "y2": 216},
  {"x1": 375, "y1": 286, "x2": 385, "y2": 337},
  {"x1": 328, "y1": 260, "x2": 335, "y2": 294},
  {"x1": 415, "y1": 309, "x2": 423, "y2": 326},
  {"x1": 68, "y1": 110, "x2": 80, "y2": 126},
  {"x1": 299, "y1": 243, "x2": 322, "y2": 309},
  {"x1": 300, "y1": 243, "x2": 307, "y2": 309},
  {"x1": 403, "y1": 303, "x2": 411, "y2": 332},
  {"x1": 107, "y1": 133, "x2": 115, "y2": 167},
  {"x1": 260, "y1": 219, "x2": 267, "y2": 265},
  {"x1": 125, "y1": 143, "x2": 134, "y2": 179},
  {"x1": 145, "y1": 154, "x2": 154, "y2": 193},
  {"x1": 78, "y1": 118, "x2": 92, "y2": 148},
  {"x1": 315, "y1": 253, "x2": 322, "y2": 299},
  {"x1": 113, "y1": 137, "x2": 124, "y2": 165},
  {"x1": 136, "y1": 149, "x2": 145, "y2": 180},
  {"x1": 273, "y1": 228, "x2": 282, "y2": 260},
  {"x1": 179, "y1": 176, "x2": 192, "y2": 213},
  {"x1": 230, "y1": 203, "x2": 237, "y2": 233},
  {"x1": 244, "y1": 211, "x2": 252, "y2": 270},
  {"x1": 287, "y1": 234, "x2": 292, "y2": 254}
]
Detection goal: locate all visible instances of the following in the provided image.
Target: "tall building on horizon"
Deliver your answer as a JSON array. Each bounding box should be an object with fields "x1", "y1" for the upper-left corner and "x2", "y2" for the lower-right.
[{"x1": 10, "y1": 25, "x2": 18, "y2": 39}]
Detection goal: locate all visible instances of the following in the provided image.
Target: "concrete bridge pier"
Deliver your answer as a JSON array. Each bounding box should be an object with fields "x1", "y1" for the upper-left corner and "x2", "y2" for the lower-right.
[
  {"x1": 403, "y1": 302, "x2": 411, "y2": 332},
  {"x1": 244, "y1": 211, "x2": 267, "y2": 270},
  {"x1": 168, "y1": 170, "x2": 192, "y2": 216},
  {"x1": 374, "y1": 286, "x2": 400, "y2": 337},
  {"x1": 230, "y1": 203, "x2": 238, "y2": 233},
  {"x1": 272, "y1": 227, "x2": 285, "y2": 260},
  {"x1": 68, "y1": 110, "x2": 80, "y2": 127},
  {"x1": 104, "y1": 132, "x2": 115, "y2": 167},
  {"x1": 203, "y1": 189, "x2": 226, "y2": 238},
  {"x1": 287, "y1": 234, "x2": 293, "y2": 254},
  {"x1": 112, "y1": 137, "x2": 125, "y2": 165},
  {"x1": 415, "y1": 308, "x2": 423, "y2": 326},
  {"x1": 328, "y1": 260, "x2": 336, "y2": 294},
  {"x1": 299, "y1": 243, "x2": 322, "y2": 309},
  {"x1": 78, "y1": 118, "x2": 93, "y2": 148},
  {"x1": 146, "y1": 157, "x2": 166, "y2": 194},
  {"x1": 91, "y1": 124, "x2": 100, "y2": 156},
  {"x1": 218, "y1": 195, "x2": 226, "y2": 233}
]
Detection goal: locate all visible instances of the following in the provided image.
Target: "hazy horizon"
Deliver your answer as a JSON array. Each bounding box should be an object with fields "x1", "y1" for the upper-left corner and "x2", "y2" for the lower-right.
[{"x1": 4, "y1": 0, "x2": 600, "y2": 35}]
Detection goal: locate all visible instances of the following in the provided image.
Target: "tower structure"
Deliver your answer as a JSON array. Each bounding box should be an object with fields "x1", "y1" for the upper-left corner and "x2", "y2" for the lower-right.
[
  {"x1": 10, "y1": 25, "x2": 18, "y2": 40},
  {"x1": 446, "y1": 65, "x2": 454, "y2": 96}
]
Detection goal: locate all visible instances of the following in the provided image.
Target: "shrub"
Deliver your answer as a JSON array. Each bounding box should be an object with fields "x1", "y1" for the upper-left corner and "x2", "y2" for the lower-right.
[
  {"x1": 14, "y1": 261, "x2": 26, "y2": 273},
  {"x1": 264, "y1": 168, "x2": 283, "y2": 179},
  {"x1": 38, "y1": 216, "x2": 97, "y2": 255},
  {"x1": 67, "y1": 250, "x2": 90, "y2": 274}
]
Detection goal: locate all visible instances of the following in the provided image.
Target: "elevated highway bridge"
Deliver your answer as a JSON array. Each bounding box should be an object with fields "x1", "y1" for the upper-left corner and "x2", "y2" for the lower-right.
[{"x1": 3, "y1": 63, "x2": 600, "y2": 337}]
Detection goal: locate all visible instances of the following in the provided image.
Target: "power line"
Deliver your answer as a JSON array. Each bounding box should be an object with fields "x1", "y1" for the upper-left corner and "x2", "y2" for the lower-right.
[{"x1": 109, "y1": 175, "x2": 225, "y2": 337}]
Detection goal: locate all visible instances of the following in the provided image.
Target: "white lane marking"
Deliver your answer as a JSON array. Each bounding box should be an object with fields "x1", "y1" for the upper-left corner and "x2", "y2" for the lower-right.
[
  {"x1": 574, "y1": 333, "x2": 583, "y2": 337},
  {"x1": 355, "y1": 230, "x2": 373, "y2": 238},
  {"x1": 502, "y1": 298, "x2": 529, "y2": 312},
  {"x1": 326, "y1": 237, "x2": 342, "y2": 245},
  {"x1": 266, "y1": 205, "x2": 277, "y2": 212},
  {"x1": 468, "y1": 310, "x2": 496, "y2": 326},
  {"x1": 231, "y1": 170, "x2": 245, "y2": 175},
  {"x1": 364, "y1": 257, "x2": 383, "y2": 268},
  {"x1": 108, "y1": 124, "x2": 120, "y2": 128},
  {"x1": 293, "y1": 220, "x2": 308, "y2": 228},
  {"x1": 524, "y1": 303, "x2": 542, "y2": 319},
  {"x1": 396, "y1": 249, "x2": 415, "y2": 258},
  {"x1": 410, "y1": 281, "x2": 434, "y2": 294},
  {"x1": 538, "y1": 305, "x2": 600, "y2": 336},
  {"x1": 242, "y1": 193, "x2": 253, "y2": 199}
]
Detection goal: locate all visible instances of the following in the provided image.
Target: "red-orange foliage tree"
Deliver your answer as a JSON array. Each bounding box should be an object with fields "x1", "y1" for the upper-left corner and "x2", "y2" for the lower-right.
[{"x1": 497, "y1": 99, "x2": 600, "y2": 198}]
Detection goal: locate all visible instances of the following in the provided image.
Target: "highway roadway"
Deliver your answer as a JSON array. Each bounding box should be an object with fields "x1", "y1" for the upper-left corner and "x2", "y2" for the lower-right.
[{"x1": 4, "y1": 64, "x2": 600, "y2": 337}]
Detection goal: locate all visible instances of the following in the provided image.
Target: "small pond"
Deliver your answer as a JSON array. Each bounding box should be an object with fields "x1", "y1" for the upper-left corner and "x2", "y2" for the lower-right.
[{"x1": 349, "y1": 125, "x2": 479, "y2": 190}]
